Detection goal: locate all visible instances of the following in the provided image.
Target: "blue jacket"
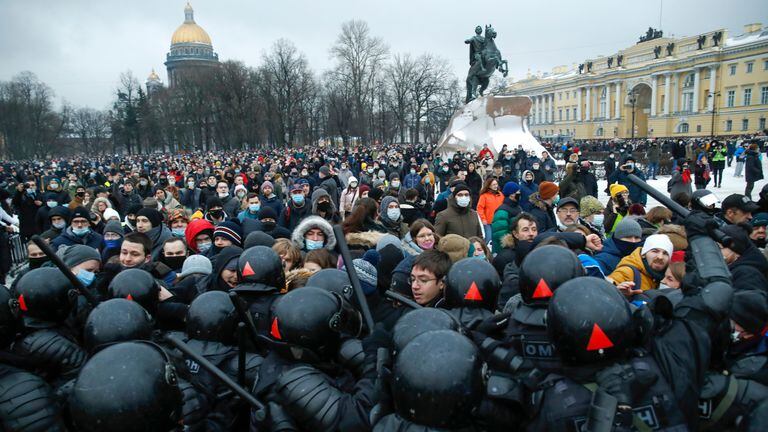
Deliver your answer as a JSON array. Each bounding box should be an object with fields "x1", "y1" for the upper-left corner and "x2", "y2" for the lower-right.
[
  {"x1": 593, "y1": 237, "x2": 640, "y2": 275},
  {"x1": 519, "y1": 176, "x2": 538, "y2": 211},
  {"x1": 51, "y1": 227, "x2": 103, "y2": 250},
  {"x1": 607, "y1": 169, "x2": 647, "y2": 205}
]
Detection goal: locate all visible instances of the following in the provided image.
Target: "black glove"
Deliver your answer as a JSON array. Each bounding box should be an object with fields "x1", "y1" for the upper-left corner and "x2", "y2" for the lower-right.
[
  {"x1": 474, "y1": 312, "x2": 511, "y2": 337},
  {"x1": 683, "y1": 210, "x2": 718, "y2": 239},
  {"x1": 595, "y1": 363, "x2": 657, "y2": 407}
]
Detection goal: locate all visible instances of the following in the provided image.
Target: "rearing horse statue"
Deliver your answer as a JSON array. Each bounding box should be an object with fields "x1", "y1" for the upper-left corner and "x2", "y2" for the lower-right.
[{"x1": 465, "y1": 25, "x2": 508, "y2": 104}]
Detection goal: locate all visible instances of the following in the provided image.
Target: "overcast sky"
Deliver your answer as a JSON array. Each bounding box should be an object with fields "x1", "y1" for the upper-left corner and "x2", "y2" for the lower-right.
[{"x1": 1, "y1": 0, "x2": 765, "y2": 109}]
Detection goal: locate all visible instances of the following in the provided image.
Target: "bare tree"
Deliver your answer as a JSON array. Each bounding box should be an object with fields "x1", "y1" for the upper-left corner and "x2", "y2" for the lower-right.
[{"x1": 71, "y1": 107, "x2": 110, "y2": 154}]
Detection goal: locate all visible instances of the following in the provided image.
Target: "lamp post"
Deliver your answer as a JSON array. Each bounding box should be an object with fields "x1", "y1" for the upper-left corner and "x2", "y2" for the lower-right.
[
  {"x1": 709, "y1": 92, "x2": 720, "y2": 139},
  {"x1": 628, "y1": 90, "x2": 638, "y2": 139}
]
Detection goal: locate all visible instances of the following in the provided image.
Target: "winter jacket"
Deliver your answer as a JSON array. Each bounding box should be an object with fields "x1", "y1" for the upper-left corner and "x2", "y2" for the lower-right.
[
  {"x1": 51, "y1": 227, "x2": 103, "y2": 250},
  {"x1": 179, "y1": 187, "x2": 202, "y2": 211},
  {"x1": 519, "y1": 172, "x2": 538, "y2": 211},
  {"x1": 260, "y1": 194, "x2": 284, "y2": 218},
  {"x1": 490, "y1": 198, "x2": 521, "y2": 254},
  {"x1": 646, "y1": 144, "x2": 661, "y2": 163},
  {"x1": 434, "y1": 196, "x2": 483, "y2": 239},
  {"x1": 558, "y1": 164, "x2": 598, "y2": 201},
  {"x1": 667, "y1": 169, "x2": 693, "y2": 199},
  {"x1": 745, "y1": 150, "x2": 764, "y2": 183},
  {"x1": 145, "y1": 225, "x2": 173, "y2": 261},
  {"x1": 607, "y1": 168, "x2": 647, "y2": 205},
  {"x1": 728, "y1": 245, "x2": 768, "y2": 293},
  {"x1": 291, "y1": 216, "x2": 337, "y2": 253},
  {"x1": 593, "y1": 237, "x2": 640, "y2": 275},
  {"x1": 279, "y1": 201, "x2": 311, "y2": 232},
  {"x1": 185, "y1": 218, "x2": 215, "y2": 254},
  {"x1": 477, "y1": 190, "x2": 504, "y2": 225},
  {"x1": 339, "y1": 187, "x2": 360, "y2": 215},
  {"x1": 527, "y1": 193, "x2": 557, "y2": 233},
  {"x1": 607, "y1": 247, "x2": 661, "y2": 291},
  {"x1": 12, "y1": 189, "x2": 42, "y2": 238},
  {"x1": 540, "y1": 154, "x2": 557, "y2": 181}
]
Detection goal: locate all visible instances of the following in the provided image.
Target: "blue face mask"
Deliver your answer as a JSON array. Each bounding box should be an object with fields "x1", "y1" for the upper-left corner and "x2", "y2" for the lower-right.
[
  {"x1": 197, "y1": 242, "x2": 212, "y2": 253},
  {"x1": 172, "y1": 228, "x2": 186, "y2": 238},
  {"x1": 249, "y1": 204, "x2": 261, "y2": 213},
  {"x1": 26, "y1": 189, "x2": 35, "y2": 196},
  {"x1": 475, "y1": 253, "x2": 486, "y2": 260},
  {"x1": 292, "y1": 194, "x2": 305, "y2": 205},
  {"x1": 72, "y1": 226, "x2": 90, "y2": 237},
  {"x1": 305, "y1": 239, "x2": 324, "y2": 251},
  {"x1": 76, "y1": 269, "x2": 96, "y2": 287},
  {"x1": 104, "y1": 239, "x2": 122, "y2": 250}
]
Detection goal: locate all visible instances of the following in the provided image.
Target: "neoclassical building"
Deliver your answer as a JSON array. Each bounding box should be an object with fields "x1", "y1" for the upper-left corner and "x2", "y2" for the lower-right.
[
  {"x1": 147, "y1": 3, "x2": 219, "y2": 91},
  {"x1": 505, "y1": 23, "x2": 768, "y2": 139}
]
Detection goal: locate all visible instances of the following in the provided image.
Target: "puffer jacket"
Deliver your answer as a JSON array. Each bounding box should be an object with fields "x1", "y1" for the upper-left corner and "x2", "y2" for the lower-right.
[{"x1": 434, "y1": 196, "x2": 483, "y2": 239}]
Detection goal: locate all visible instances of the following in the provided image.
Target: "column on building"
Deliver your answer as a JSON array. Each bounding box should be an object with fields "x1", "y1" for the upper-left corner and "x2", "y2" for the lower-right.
[
  {"x1": 663, "y1": 73, "x2": 671, "y2": 115},
  {"x1": 614, "y1": 82, "x2": 621, "y2": 119},
  {"x1": 539, "y1": 95, "x2": 543, "y2": 123},
  {"x1": 549, "y1": 93, "x2": 555, "y2": 123},
  {"x1": 577, "y1": 88, "x2": 582, "y2": 121},
  {"x1": 672, "y1": 73, "x2": 679, "y2": 113},
  {"x1": 585, "y1": 87, "x2": 591, "y2": 121},
  {"x1": 692, "y1": 68, "x2": 700, "y2": 113},
  {"x1": 650, "y1": 75, "x2": 658, "y2": 117},
  {"x1": 707, "y1": 65, "x2": 717, "y2": 111},
  {"x1": 605, "y1": 84, "x2": 611, "y2": 118},
  {"x1": 544, "y1": 95, "x2": 549, "y2": 123}
]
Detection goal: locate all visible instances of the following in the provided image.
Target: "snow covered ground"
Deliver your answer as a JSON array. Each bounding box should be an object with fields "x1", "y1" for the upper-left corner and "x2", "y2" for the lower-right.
[{"x1": 595, "y1": 156, "x2": 768, "y2": 210}]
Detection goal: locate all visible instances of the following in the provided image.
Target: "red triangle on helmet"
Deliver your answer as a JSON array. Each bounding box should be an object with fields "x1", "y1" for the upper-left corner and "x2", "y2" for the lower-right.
[
  {"x1": 17, "y1": 294, "x2": 27, "y2": 312},
  {"x1": 242, "y1": 262, "x2": 255, "y2": 277},
  {"x1": 270, "y1": 317, "x2": 282, "y2": 340},
  {"x1": 126, "y1": 294, "x2": 134, "y2": 301},
  {"x1": 464, "y1": 281, "x2": 483, "y2": 301},
  {"x1": 532, "y1": 278, "x2": 553, "y2": 299},
  {"x1": 586, "y1": 323, "x2": 614, "y2": 351}
]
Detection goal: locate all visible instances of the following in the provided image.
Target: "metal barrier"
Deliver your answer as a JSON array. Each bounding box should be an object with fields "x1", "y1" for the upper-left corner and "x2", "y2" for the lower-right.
[{"x1": 8, "y1": 233, "x2": 26, "y2": 266}]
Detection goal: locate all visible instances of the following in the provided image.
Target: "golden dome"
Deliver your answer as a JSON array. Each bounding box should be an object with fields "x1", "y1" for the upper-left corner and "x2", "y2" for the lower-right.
[
  {"x1": 147, "y1": 69, "x2": 161, "y2": 82},
  {"x1": 170, "y1": 3, "x2": 212, "y2": 46}
]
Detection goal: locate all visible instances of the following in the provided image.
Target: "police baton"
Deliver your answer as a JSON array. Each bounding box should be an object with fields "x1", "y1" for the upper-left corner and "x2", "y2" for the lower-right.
[
  {"x1": 30, "y1": 235, "x2": 99, "y2": 307},
  {"x1": 162, "y1": 333, "x2": 267, "y2": 420},
  {"x1": 384, "y1": 290, "x2": 423, "y2": 310},
  {"x1": 625, "y1": 174, "x2": 733, "y2": 248},
  {"x1": 333, "y1": 225, "x2": 375, "y2": 335}
]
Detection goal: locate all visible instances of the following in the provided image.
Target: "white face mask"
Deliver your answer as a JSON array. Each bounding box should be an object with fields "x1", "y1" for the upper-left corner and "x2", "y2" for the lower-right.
[
  {"x1": 387, "y1": 208, "x2": 401, "y2": 221},
  {"x1": 592, "y1": 214, "x2": 604, "y2": 226},
  {"x1": 456, "y1": 196, "x2": 471, "y2": 208}
]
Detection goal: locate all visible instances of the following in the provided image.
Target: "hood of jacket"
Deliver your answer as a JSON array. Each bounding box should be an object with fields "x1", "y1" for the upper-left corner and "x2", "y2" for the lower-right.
[
  {"x1": 291, "y1": 215, "x2": 336, "y2": 251},
  {"x1": 528, "y1": 192, "x2": 550, "y2": 211},
  {"x1": 185, "y1": 218, "x2": 215, "y2": 252}
]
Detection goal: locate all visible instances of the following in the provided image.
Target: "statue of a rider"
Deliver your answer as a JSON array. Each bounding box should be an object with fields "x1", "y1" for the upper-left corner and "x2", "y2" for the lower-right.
[{"x1": 465, "y1": 26, "x2": 486, "y2": 75}]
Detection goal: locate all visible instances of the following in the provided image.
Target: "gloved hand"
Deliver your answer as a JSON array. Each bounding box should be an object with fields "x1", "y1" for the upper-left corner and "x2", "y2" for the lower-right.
[
  {"x1": 595, "y1": 363, "x2": 657, "y2": 408},
  {"x1": 683, "y1": 210, "x2": 718, "y2": 239},
  {"x1": 474, "y1": 311, "x2": 511, "y2": 337}
]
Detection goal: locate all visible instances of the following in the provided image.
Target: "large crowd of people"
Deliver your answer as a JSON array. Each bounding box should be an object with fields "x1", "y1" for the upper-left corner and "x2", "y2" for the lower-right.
[{"x1": 0, "y1": 135, "x2": 766, "y2": 431}]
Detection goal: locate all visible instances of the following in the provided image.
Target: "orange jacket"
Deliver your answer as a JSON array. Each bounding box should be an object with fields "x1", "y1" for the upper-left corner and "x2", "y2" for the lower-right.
[{"x1": 477, "y1": 191, "x2": 504, "y2": 225}]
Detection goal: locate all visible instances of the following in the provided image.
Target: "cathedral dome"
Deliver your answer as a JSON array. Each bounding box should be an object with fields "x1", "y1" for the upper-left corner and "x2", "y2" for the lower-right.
[{"x1": 170, "y1": 3, "x2": 212, "y2": 46}]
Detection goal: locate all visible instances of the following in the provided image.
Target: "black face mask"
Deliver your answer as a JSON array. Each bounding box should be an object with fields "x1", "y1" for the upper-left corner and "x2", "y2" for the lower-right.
[
  {"x1": 317, "y1": 201, "x2": 332, "y2": 213},
  {"x1": 261, "y1": 221, "x2": 276, "y2": 232},
  {"x1": 162, "y1": 255, "x2": 187, "y2": 271},
  {"x1": 127, "y1": 218, "x2": 136, "y2": 227},
  {"x1": 210, "y1": 209, "x2": 224, "y2": 219},
  {"x1": 28, "y1": 256, "x2": 49, "y2": 269}
]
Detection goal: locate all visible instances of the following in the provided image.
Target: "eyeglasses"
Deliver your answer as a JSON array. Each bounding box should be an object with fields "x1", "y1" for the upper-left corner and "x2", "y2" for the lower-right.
[
  {"x1": 557, "y1": 208, "x2": 579, "y2": 215},
  {"x1": 408, "y1": 276, "x2": 438, "y2": 286}
]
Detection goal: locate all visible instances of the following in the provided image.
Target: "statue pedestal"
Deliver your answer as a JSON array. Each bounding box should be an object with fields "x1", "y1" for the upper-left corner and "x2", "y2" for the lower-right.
[{"x1": 434, "y1": 94, "x2": 545, "y2": 158}]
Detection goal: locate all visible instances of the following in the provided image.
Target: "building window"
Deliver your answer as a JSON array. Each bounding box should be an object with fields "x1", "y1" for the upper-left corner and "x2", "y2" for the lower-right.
[
  {"x1": 596, "y1": 127, "x2": 604, "y2": 136},
  {"x1": 559, "y1": 109, "x2": 562, "y2": 121},
  {"x1": 727, "y1": 90, "x2": 735, "y2": 107},
  {"x1": 682, "y1": 92, "x2": 694, "y2": 112},
  {"x1": 742, "y1": 119, "x2": 749, "y2": 131},
  {"x1": 744, "y1": 88, "x2": 752, "y2": 106},
  {"x1": 573, "y1": 91, "x2": 577, "y2": 99},
  {"x1": 764, "y1": 59, "x2": 768, "y2": 70},
  {"x1": 725, "y1": 120, "x2": 733, "y2": 131},
  {"x1": 704, "y1": 70, "x2": 711, "y2": 79},
  {"x1": 760, "y1": 118, "x2": 766, "y2": 130},
  {"x1": 746, "y1": 62, "x2": 753, "y2": 73},
  {"x1": 566, "y1": 92, "x2": 569, "y2": 100},
  {"x1": 559, "y1": 93, "x2": 562, "y2": 101},
  {"x1": 566, "y1": 108, "x2": 570, "y2": 120},
  {"x1": 678, "y1": 123, "x2": 689, "y2": 133},
  {"x1": 761, "y1": 86, "x2": 768, "y2": 105},
  {"x1": 729, "y1": 64, "x2": 737, "y2": 75},
  {"x1": 696, "y1": 125, "x2": 702, "y2": 132},
  {"x1": 683, "y1": 73, "x2": 695, "y2": 88}
]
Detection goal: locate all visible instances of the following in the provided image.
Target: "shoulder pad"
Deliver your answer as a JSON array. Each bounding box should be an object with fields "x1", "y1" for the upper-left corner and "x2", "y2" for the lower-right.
[
  {"x1": 0, "y1": 366, "x2": 66, "y2": 431},
  {"x1": 337, "y1": 338, "x2": 365, "y2": 377},
  {"x1": 13, "y1": 329, "x2": 86, "y2": 377},
  {"x1": 275, "y1": 365, "x2": 343, "y2": 431}
]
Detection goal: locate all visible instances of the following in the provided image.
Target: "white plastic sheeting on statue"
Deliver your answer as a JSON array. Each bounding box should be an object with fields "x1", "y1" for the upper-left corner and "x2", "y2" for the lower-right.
[{"x1": 434, "y1": 94, "x2": 545, "y2": 159}]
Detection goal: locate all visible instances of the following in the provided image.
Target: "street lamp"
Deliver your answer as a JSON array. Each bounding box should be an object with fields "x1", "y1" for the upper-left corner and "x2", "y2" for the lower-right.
[
  {"x1": 709, "y1": 92, "x2": 721, "y2": 139},
  {"x1": 628, "y1": 90, "x2": 638, "y2": 139}
]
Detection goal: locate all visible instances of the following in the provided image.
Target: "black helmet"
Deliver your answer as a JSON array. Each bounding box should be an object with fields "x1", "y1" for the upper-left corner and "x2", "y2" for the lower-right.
[
  {"x1": 237, "y1": 246, "x2": 285, "y2": 290},
  {"x1": 186, "y1": 291, "x2": 238, "y2": 345},
  {"x1": 12, "y1": 267, "x2": 75, "y2": 326},
  {"x1": 519, "y1": 245, "x2": 584, "y2": 306},
  {"x1": 84, "y1": 299, "x2": 153, "y2": 353},
  {"x1": 444, "y1": 258, "x2": 501, "y2": 310},
  {"x1": 0, "y1": 285, "x2": 20, "y2": 347},
  {"x1": 270, "y1": 287, "x2": 361, "y2": 357},
  {"x1": 392, "y1": 330, "x2": 482, "y2": 428},
  {"x1": 69, "y1": 341, "x2": 181, "y2": 432},
  {"x1": 392, "y1": 308, "x2": 460, "y2": 354},
  {"x1": 691, "y1": 189, "x2": 720, "y2": 214},
  {"x1": 306, "y1": 269, "x2": 353, "y2": 300},
  {"x1": 108, "y1": 269, "x2": 159, "y2": 314},
  {"x1": 547, "y1": 277, "x2": 634, "y2": 365}
]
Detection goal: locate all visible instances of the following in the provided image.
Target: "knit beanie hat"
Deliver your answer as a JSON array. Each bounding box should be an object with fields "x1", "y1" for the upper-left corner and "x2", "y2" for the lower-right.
[
  {"x1": 641, "y1": 234, "x2": 673, "y2": 257},
  {"x1": 502, "y1": 182, "x2": 520, "y2": 197},
  {"x1": 57, "y1": 245, "x2": 101, "y2": 268},
  {"x1": 258, "y1": 207, "x2": 278, "y2": 221},
  {"x1": 168, "y1": 208, "x2": 189, "y2": 224},
  {"x1": 103, "y1": 220, "x2": 125, "y2": 239},
  {"x1": 234, "y1": 184, "x2": 248, "y2": 196},
  {"x1": 613, "y1": 218, "x2": 642, "y2": 240},
  {"x1": 344, "y1": 258, "x2": 377, "y2": 295},
  {"x1": 609, "y1": 183, "x2": 629, "y2": 199},
  {"x1": 538, "y1": 181, "x2": 559, "y2": 200},
  {"x1": 261, "y1": 181, "x2": 274, "y2": 193},
  {"x1": 377, "y1": 233, "x2": 402, "y2": 252},
  {"x1": 730, "y1": 290, "x2": 768, "y2": 335},
  {"x1": 437, "y1": 234, "x2": 471, "y2": 263},
  {"x1": 244, "y1": 231, "x2": 275, "y2": 249},
  {"x1": 70, "y1": 206, "x2": 91, "y2": 222},
  {"x1": 206, "y1": 196, "x2": 223, "y2": 211},
  {"x1": 143, "y1": 197, "x2": 159, "y2": 209},
  {"x1": 214, "y1": 221, "x2": 243, "y2": 247},
  {"x1": 579, "y1": 196, "x2": 604, "y2": 217},
  {"x1": 179, "y1": 255, "x2": 213, "y2": 278},
  {"x1": 102, "y1": 208, "x2": 120, "y2": 222},
  {"x1": 137, "y1": 208, "x2": 163, "y2": 228}
]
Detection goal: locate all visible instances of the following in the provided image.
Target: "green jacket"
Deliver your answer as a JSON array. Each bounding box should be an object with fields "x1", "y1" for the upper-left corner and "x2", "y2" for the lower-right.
[{"x1": 491, "y1": 198, "x2": 521, "y2": 254}]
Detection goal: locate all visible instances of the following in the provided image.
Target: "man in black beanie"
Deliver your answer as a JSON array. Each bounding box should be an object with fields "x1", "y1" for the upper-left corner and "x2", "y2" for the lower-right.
[{"x1": 718, "y1": 223, "x2": 768, "y2": 293}]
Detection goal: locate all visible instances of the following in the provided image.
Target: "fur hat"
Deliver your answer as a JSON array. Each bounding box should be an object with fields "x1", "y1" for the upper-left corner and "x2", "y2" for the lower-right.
[
  {"x1": 291, "y1": 216, "x2": 336, "y2": 251},
  {"x1": 579, "y1": 196, "x2": 604, "y2": 217},
  {"x1": 437, "y1": 234, "x2": 470, "y2": 263},
  {"x1": 657, "y1": 224, "x2": 688, "y2": 251}
]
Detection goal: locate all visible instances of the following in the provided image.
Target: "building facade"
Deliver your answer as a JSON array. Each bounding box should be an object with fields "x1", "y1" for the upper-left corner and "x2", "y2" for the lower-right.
[
  {"x1": 162, "y1": 3, "x2": 219, "y2": 88},
  {"x1": 505, "y1": 24, "x2": 768, "y2": 140}
]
